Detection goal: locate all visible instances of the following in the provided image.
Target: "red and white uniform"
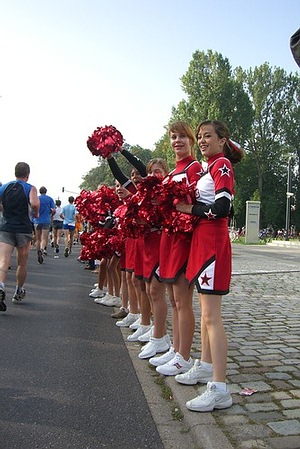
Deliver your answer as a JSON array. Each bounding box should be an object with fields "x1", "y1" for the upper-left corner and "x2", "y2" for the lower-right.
[
  {"x1": 186, "y1": 153, "x2": 234, "y2": 294},
  {"x1": 142, "y1": 228, "x2": 161, "y2": 282},
  {"x1": 159, "y1": 156, "x2": 202, "y2": 282}
]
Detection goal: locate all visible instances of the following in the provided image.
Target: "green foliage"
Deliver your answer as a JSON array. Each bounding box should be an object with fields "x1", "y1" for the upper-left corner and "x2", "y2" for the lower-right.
[{"x1": 80, "y1": 51, "x2": 300, "y2": 231}]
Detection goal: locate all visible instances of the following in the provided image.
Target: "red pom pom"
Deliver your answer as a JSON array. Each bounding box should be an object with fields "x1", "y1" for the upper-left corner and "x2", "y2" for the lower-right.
[
  {"x1": 80, "y1": 228, "x2": 124, "y2": 260},
  {"x1": 123, "y1": 177, "x2": 165, "y2": 238},
  {"x1": 75, "y1": 186, "x2": 120, "y2": 226},
  {"x1": 87, "y1": 125, "x2": 124, "y2": 158},
  {"x1": 159, "y1": 179, "x2": 199, "y2": 235}
]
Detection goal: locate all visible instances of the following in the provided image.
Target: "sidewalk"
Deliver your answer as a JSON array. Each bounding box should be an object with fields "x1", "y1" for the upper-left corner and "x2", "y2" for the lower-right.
[{"x1": 122, "y1": 244, "x2": 300, "y2": 449}]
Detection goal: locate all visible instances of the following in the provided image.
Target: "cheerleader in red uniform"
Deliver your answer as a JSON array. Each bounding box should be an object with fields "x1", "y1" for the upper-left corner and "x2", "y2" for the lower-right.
[
  {"x1": 154, "y1": 121, "x2": 203, "y2": 376},
  {"x1": 135, "y1": 158, "x2": 172, "y2": 359},
  {"x1": 107, "y1": 155, "x2": 151, "y2": 332},
  {"x1": 109, "y1": 151, "x2": 172, "y2": 357},
  {"x1": 175, "y1": 120, "x2": 244, "y2": 412}
]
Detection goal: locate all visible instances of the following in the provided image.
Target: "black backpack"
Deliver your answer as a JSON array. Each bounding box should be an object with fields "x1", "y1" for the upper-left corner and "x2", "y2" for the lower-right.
[{"x1": 0, "y1": 182, "x2": 32, "y2": 233}]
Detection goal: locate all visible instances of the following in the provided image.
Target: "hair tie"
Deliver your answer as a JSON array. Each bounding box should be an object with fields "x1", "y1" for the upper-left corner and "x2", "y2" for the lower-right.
[{"x1": 229, "y1": 139, "x2": 241, "y2": 151}]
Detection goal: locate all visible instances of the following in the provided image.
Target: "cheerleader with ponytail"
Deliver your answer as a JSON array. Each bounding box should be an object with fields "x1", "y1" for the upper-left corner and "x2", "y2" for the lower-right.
[{"x1": 175, "y1": 119, "x2": 244, "y2": 412}]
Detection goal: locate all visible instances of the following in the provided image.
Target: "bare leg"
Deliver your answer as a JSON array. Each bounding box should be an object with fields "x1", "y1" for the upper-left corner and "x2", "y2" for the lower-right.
[
  {"x1": 35, "y1": 228, "x2": 42, "y2": 252},
  {"x1": 200, "y1": 293, "x2": 227, "y2": 382},
  {"x1": 120, "y1": 270, "x2": 129, "y2": 310},
  {"x1": 15, "y1": 242, "x2": 31, "y2": 287},
  {"x1": 41, "y1": 229, "x2": 50, "y2": 252},
  {"x1": 97, "y1": 258, "x2": 107, "y2": 290},
  {"x1": 166, "y1": 285, "x2": 179, "y2": 351},
  {"x1": 126, "y1": 272, "x2": 138, "y2": 314},
  {"x1": 68, "y1": 230, "x2": 75, "y2": 251},
  {"x1": 139, "y1": 279, "x2": 151, "y2": 325},
  {"x1": 108, "y1": 255, "x2": 121, "y2": 297},
  {"x1": 0, "y1": 241, "x2": 14, "y2": 283},
  {"x1": 172, "y1": 273, "x2": 194, "y2": 360},
  {"x1": 146, "y1": 277, "x2": 167, "y2": 338}
]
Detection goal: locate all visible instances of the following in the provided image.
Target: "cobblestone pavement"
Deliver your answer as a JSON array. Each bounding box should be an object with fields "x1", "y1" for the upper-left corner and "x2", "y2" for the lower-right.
[{"x1": 124, "y1": 243, "x2": 300, "y2": 449}]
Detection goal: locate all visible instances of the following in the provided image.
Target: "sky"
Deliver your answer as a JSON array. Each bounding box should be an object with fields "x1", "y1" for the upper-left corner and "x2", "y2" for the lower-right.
[{"x1": 0, "y1": 0, "x2": 299, "y2": 203}]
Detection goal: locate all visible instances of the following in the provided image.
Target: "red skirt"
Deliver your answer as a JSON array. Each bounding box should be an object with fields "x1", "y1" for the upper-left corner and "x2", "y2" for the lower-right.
[
  {"x1": 125, "y1": 237, "x2": 136, "y2": 272},
  {"x1": 134, "y1": 236, "x2": 144, "y2": 279},
  {"x1": 159, "y1": 231, "x2": 192, "y2": 283},
  {"x1": 143, "y1": 230, "x2": 161, "y2": 283},
  {"x1": 186, "y1": 219, "x2": 231, "y2": 295}
]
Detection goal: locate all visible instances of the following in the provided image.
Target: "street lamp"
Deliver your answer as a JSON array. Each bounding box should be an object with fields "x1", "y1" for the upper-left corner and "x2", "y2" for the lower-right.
[{"x1": 285, "y1": 156, "x2": 294, "y2": 241}]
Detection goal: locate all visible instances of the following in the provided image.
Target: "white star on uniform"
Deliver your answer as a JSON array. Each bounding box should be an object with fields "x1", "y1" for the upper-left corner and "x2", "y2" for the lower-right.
[
  {"x1": 219, "y1": 163, "x2": 231, "y2": 177},
  {"x1": 205, "y1": 208, "x2": 217, "y2": 219}
]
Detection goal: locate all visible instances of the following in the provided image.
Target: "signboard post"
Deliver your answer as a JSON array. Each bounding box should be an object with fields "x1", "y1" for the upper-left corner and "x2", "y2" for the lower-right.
[{"x1": 245, "y1": 201, "x2": 260, "y2": 244}]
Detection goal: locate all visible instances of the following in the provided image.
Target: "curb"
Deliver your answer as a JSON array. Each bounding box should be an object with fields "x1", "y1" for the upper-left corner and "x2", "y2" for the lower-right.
[{"x1": 122, "y1": 328, "x2": 234, "y2": 449}]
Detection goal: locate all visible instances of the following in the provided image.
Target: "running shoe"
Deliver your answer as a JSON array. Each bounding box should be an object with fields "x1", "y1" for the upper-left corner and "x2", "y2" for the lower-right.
[
  {"x1": 186, "y1": 382, "x2": 233, "y2": 412},
  {"x1": 0, "y1": 287, "x2": 7, "y2": 311},
  {"x1": 129, "y1": 315, "x2": 141, "y2": 330},
  {"x1": 175, "y1": 359, "x2": 213, "y2": 385},
  {"x1": 37, "y1": 250, "x2": 44, "y2": 264},
  {"x1": 149, "y1": 347, "x2": 176, "y2": 367},
  {"x1": 12, "y1": 288, "x2": 26, "y2": 304},
  {"x1": 115, "y1": 313, "x2": 139, "y2": 327},
  {"x1": 156, "y1": 352, "x2": 193, "y2": 376},
  {"x1": 127, "y1": 325, "x2": 152, "y2": 342},
  {"x1": 138, "y1": 325, "x2": 154, "y2": 342},
  {"x1": 111, "y1": 307, "x2": 128, "y2": 319},
  {"x1": 138, "y1": 336, "x2": 170, "y2": 359},
  {"x1": 89, "y1": 288, "x2": 105, "y2": 298}
]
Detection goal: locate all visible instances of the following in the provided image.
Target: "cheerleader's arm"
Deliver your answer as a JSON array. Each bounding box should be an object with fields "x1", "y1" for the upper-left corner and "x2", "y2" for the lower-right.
[
  {"x1": 120, "y1": 149, "x2": 148, "y2": 177},
  {"x1": 176, "y1": 196, "x2": 231, "y2": 219},
  {"x1": 107, "y1": 156, "x2": 136, "y2": 194}
]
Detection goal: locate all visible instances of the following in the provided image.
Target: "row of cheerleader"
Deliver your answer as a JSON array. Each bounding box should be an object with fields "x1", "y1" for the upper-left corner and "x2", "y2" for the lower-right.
[{"x1": 77, "y1": 119, "x2": 244, "y2": 413}]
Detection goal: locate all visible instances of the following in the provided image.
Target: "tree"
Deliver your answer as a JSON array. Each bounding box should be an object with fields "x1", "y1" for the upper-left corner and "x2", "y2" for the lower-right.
[
  {"x1": 153, "y1": 50, "x2": 254, "y2": 226},
  {"x1": 236, "y1": 64, "x2": 300, "y2": 228},
  {"x1": 80, "y1": 52, "x2": 300, "y2": 231}
]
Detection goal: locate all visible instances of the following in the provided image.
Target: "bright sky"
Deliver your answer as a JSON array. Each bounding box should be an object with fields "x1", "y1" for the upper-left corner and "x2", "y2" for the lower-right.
[{"x1": 0, "y1": 0, "x2": 299, "y2": 203}]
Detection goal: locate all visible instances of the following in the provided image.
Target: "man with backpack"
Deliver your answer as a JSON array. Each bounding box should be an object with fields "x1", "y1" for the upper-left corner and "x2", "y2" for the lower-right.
[{"x1": 0, "y1": 162, "x2": 40, "y2": 311}]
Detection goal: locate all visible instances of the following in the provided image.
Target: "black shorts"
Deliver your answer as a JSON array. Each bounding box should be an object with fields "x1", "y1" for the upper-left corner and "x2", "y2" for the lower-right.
[{"x1": 52, "y1": 220, "x2": 63, "y2": 230}]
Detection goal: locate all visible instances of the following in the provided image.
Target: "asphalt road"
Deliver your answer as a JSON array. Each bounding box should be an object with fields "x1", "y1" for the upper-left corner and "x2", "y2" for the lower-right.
[{"x1": 0, "y1": 245, "x2": 165, "y2": 449}]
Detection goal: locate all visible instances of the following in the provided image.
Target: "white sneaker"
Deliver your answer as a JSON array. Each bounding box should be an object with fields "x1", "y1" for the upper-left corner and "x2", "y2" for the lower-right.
[
  {"x1": 138, "y1": 325, "x2": 154, "y2": 342},
  {"x1": 89, "y1": 288, "x2": 105, "y2": 298},
  {"x1": 129, "y1": 315, "x2": 141, "y2": 330},
  {"x1": 186, "y1": 382, "x2": 233, "y2": 412},
  {"x1": 175, "y1": 359, "x2": 213, "y2": 385},
  {"x1": 138, "y1": 336, "x2": 170, "y2": 359},
  {"x1": 127, "y1": 325, "x2": 152, "y2": 342},
  {"x1": 116, "y1": 313, "x2": 139, "y2": 327},
  {"x1": 156, "y1": 352, "x2": 193, "y2": 376},
  {"x1": 102, "y1": 295, "x2": 122, "y2": 307},
  {"x1": 94, "y1": 293, "x2": 112, "y2": 304},
  {"x1": 149, "y1": 347, "x2": 176, "y2": 367}
]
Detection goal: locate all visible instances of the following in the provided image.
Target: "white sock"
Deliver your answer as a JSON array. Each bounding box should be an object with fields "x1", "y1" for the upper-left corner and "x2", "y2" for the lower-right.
[
  {"x1": 0, "y1": 282, "x2": 5, "y2": 290},
  {"x1": 212, "y1": 381, "x2": 227, "y2": 392},
  {"x1": 200, "y1": 361, "x2": 213, "y2": 371}
]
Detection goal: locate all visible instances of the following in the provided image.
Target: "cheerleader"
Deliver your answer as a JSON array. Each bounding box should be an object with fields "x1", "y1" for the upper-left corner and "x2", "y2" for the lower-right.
[
  {"x1": 107, "y1": 155, "x2": 150, "y2": 331},
  {"x1": 175, "y1": 119, "x2": 244, "y2": 412},
  {"x1": 153, "y1": 121, "x2": 203, "y2": 376},
  {"x1": 108, "y1": 151, "x2": 172, "y2": 356}
]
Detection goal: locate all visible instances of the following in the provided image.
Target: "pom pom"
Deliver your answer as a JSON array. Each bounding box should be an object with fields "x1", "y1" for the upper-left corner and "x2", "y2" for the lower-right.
[
  {"x1": 87, "y1": 125, "x2": 124, "y2": 158},
  {"x1": 159, "y1": 179, "x2": 199, "y2": 235},
  {"x1": 75, "y1": 186, "x2": 120, "y2": 226},
  {"x1": 123, "y1": 177, "x2": 164, "y2": 238},
  {"x1": 79, "y1": 228, "x2": 124, "y2": 260}
]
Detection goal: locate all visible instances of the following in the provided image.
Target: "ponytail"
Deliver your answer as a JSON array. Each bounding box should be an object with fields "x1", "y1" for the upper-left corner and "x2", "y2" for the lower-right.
[{"x1": 224, "y1": 139, "x2": 245, "y2": 164}]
